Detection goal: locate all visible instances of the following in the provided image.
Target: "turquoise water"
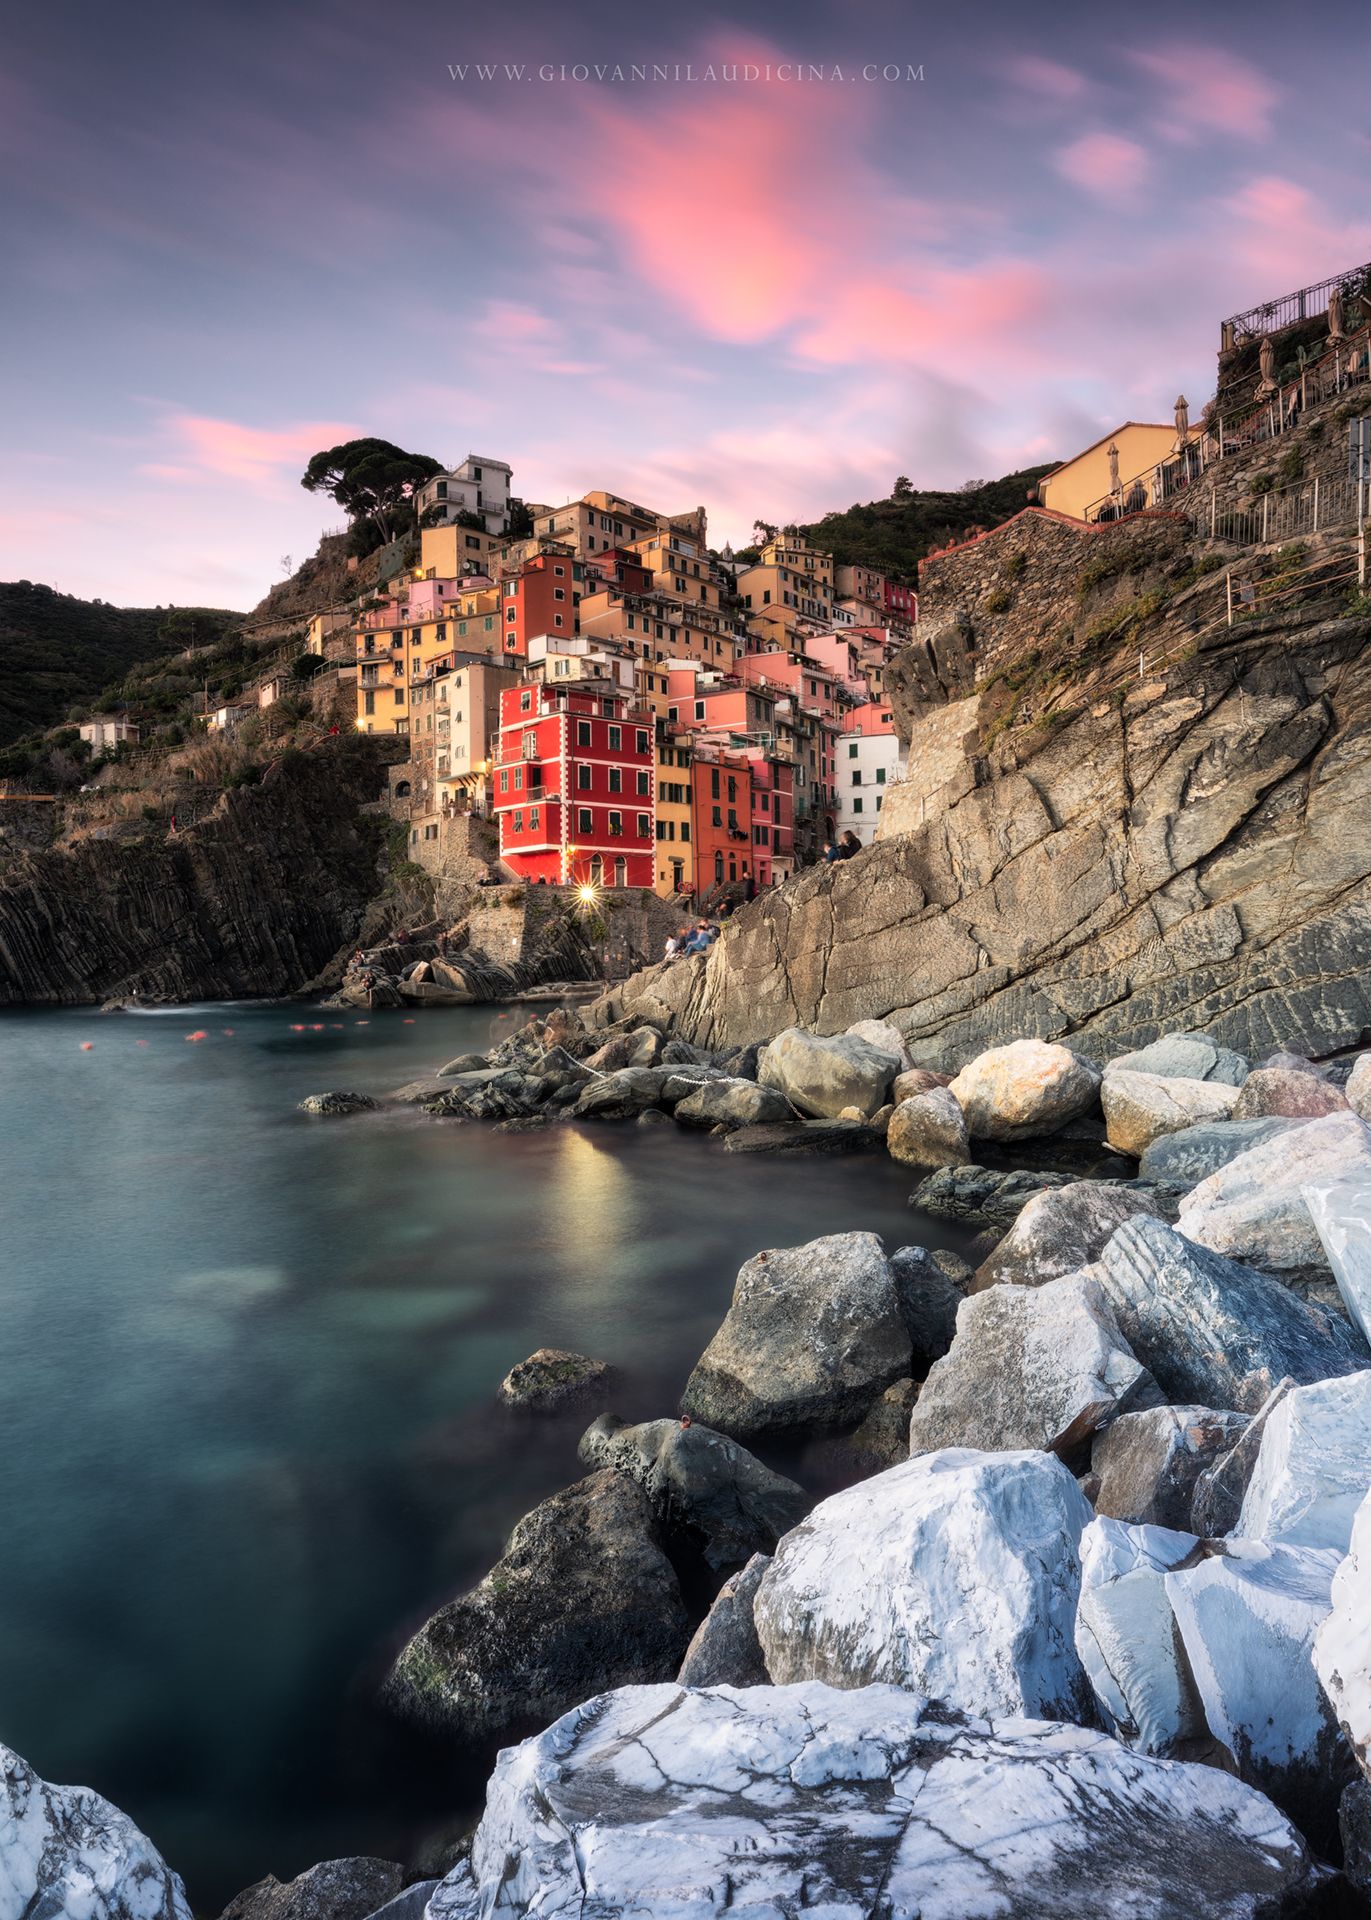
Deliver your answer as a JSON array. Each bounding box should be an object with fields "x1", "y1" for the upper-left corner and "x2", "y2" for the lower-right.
[{"x1": 0, "y1": 1002, "x2": 966, "y2": 1905}]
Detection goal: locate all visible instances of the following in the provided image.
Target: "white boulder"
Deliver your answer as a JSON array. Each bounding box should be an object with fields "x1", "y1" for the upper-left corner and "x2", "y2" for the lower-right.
[
  {"x1": 1236, "y1": 1370, "x2": 1371, "y2": 1552},
  {"x1": 948, "y1": 1038, "x2": 1101, "y2": 1141},
  {"x1": 846, "y1": 1016, "x2": 913, "y2": 1067},
  {"x1": 1107, "y1": 1031, "x2": 1250, "y2": 1087},
  {"x1": 905, "y1": 1274, "x2": 1159, "y2": 1457},
  {"x1": 1101, "y1": 1070, "x2": 1240, "y2": 1158},
  {"x1": 1314, "y1": 1483, "x2": 1371, "y2": 1781},
  {"x1": 1076, "y1": 1518, "x2": 1214, "y2": 1760},
  {"x1": 0, "y1": 1743, "x2": 191, "y2": 1920},
  {"x1": 757, "y1": 1027, "x2": 900, "y2": 1119},
  {"x1": 1347, "y1": 1052, "x2": 1371, "y2": 1122},
  {"x1": 885, "y1": 1087, "x2": 969, "y2": 1170},
  {"x1": 426, "y1": 1681, "x2": 1331, "y2": 1920},
  {"x1": 753, "y1": 1448, "x2": 1097, "y2": 1723},
  {"x1": 1305, "y1": 1175, "x2": 1371, "y2": 1346},
  {"x1": 1178, "y1": 1112, "x2": 1371, "y2": 1271}
]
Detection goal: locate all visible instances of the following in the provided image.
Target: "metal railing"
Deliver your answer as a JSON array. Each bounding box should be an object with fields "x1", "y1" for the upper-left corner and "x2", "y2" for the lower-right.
[
  {"x1": 1221, "y1": 262, "x2": 1371, "y2": 347},
  {"x1": 1205, "y1": 474, "x2": 1368, "y2": 547}
]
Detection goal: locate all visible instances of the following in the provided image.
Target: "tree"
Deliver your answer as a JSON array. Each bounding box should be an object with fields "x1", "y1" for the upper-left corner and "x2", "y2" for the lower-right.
[
  {"x1": 290, "y1": 653, "x2": 326, "y2": 682},
  {"x1": 893, "y1": 476, "x2": 913, "y2": 497},
  {"x1": 752, "y1": 519, "x2": 778, "y2": 544},
  {"x1": 300, "y1": 439, "x2": 444, "y2": 546}
]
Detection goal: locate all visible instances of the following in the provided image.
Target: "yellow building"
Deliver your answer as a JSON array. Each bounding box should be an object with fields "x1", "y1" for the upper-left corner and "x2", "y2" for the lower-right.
[
  {"x1": 420, "y1": 523, "x2": 503, "y2": 578},
  {"x1": 633, "y1": 661, "x2": 695, "y2": 899},
  {"x1": 623, "y1": 527, "x2": 723, "y2": 612},
  {"x1": 356, "y1": 584, "x2": 508, "y2": 735},
  {"x1": 1036, "y1": 421, "x2": 1194, "y2": 521},
  {"x1": 738, "y1": 533, "x2": 832, "y2": 626},
  {"x1": 581, "y1": 585, "x2": 740, "y2": 671},
  {"x1": 533, "y1": 490, "x2": 663, "y2": 559}
]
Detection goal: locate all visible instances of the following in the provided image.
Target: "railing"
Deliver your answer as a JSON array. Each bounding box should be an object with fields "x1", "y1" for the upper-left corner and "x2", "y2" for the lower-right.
[
  {"x1": 1205, "y1": 474, "x2": 1369, "y2": 547},
  {"x1": 1222, "y1": 262, "x2": 1371, "y2": 348},
  {"x1": 1082, "y1": 327, "x2": 1371, "y2": 526}
]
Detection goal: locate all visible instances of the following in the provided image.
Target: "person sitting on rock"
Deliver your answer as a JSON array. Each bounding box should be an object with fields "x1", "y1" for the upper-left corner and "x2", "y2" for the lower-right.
[{"x1": 838, "y1": 831, "x2": 861, "y2": 859}]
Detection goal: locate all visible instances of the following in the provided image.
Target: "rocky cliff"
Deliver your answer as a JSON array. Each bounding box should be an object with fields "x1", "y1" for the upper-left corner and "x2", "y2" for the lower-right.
[
  {"x1": 0, "y1": 742, "x2": 390, "y2": 1004},
  {"x1": 601, "y1": 604, "x2": 1371, "y2": 1067}
]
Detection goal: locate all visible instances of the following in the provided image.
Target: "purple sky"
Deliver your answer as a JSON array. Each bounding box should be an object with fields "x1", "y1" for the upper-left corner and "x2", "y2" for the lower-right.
[{"x1": 4, "y1": 0, "x2": 1369, "y2": 607}]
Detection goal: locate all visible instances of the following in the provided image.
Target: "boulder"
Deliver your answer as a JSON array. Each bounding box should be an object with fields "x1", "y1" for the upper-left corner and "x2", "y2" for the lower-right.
[
  {"x1": 1107, "y1": 1032, "x2": 1250, "y2": 1087},
  {"x1": 219, "y1": 1861, "x2": 403, "y2": 1920},
  {"x1": 1101, "y1": 1070, "x2": 1240, "y2": 1157},
  {"x1": 756, "y1": 1026, "x2": 899, "y2": 1119},
  {"x1": 362, "y1": 1882, "x2": 439, "y2": 1920},
  {"x1": 885, "y1": 1087, "x2": 969, "y2": 1170},
  {"x1": 910, "y1": 1163, "x2": 1076, "y2": 1228},
  {"x1": 1259, "y1": 1050, "x2": 1328, "y2": 1076},
  {"x1": 973, "y1": 1181, "x2": 1164, "y2": 1291},
  {"x1": 675, "y1": 1554, "x2": 770, "y2": 1688},
  {"x1": 1236, "y1": 1371, "x2": 1371, "y2": 1552},
  {"x1": 846, "y1": 1377, "x2": 918, "y2": 1469},
  {"x1": 1347, "y1": 1052, "x2": 1371, "y2": 1122},
  {"x1": 1342, "y1": 1779, "x2": 1371, "y2": 1900},
  {"x1": 1167, "y1": 1538, "x2": 1351, "y2": 1853},
  {"x1": 889, "y1": 1243, "x2": 972, "y2": 1366},
  {"x1": 754, "y1": 1449, "x2": 1097, "y2": 1723},
  {"x1": 1232, "y1": 1067, "x2": 1349, "y2": 1121},
  {"x1": 1314, "y1": 1483, "x2": 1371, "y2": 1784},
  {"x1": 577, "y1": 1413, "x2": 808, "y2": 1571},
  {"x1": 1091, "y1": 1405, "x2": 1250, "y2": 1531},
  {"x1": 570, "y1": 1067, "x2": 675, "y2": 1119},
  {"x1": 1190, "y1": 1381, "x2": 1296, "y2": 1538},
  {"x1": 892, "y1": 1065, "x2": 951, "y2": 1104},
  {"x1": 681, "y1": 1232, "x2": 909, "y2": 1437},
  {"x1": 1305, "y1": 1177, "x2": 1371, "y2": 1347},
  {"x1": 438, "y1": 1053, "x2": 490, "y2": 1075},
  {"x1": 722, "y1": 1117, "x2": 885, "y2": 1153},
  {"x1": 297, "y1": 1090, "x2": 378, "y2": 1115},
  {"x1": 584, "y1": 1028, "x2": 664, "y2": 1072},
  {"x1": 426, "y1": 1680, "x2": 1332, "y2": 1920},
  {"x1": 1076, "y1": 1518, "x2": 1218, "y2": 1761},
  {"x1": 1094, "y1": 1216, "x2": 1368, "y2": 1412},
  {"x1": 672, "y1": 1077, "x2": 792, "y2": 1129},
  {"x1": 845, "y1": 1016, "x2": 912, "y2": 1066},
  {"x1": 497, "y1": 1348, "x2": 610, "y2": 1411},
  {"x1": 0, "y1": 1742, "x2": 191, "y2": 1920},
  {"x1": 1137, "y1": 1117, "x2": 1300, "y2": 1187},
  {"x1": 906, "y1": 1276, "x2": 1159, "y2": 1459},
  {"x1": 947, "y1": 1038, "x2": 1102, "y2": 1141},
  {"x1": 381, "y1": 1471, "x2": 689, "y2": 1742},
  {"x1": 1178, "y1": 1112, "x2": 1371, "y2": 1272}
]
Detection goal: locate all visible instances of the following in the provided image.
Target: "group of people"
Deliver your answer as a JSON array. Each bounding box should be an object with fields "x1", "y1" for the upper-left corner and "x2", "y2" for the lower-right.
[
  {"x1": 664, "y1": 922, "x2": 721, "y2": 961},
  {"x1": 824, "y1": 831, "x2": 863, "y2": 863}
]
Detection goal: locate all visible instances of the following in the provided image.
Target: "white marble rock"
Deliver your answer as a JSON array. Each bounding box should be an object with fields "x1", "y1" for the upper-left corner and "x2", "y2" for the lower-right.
[
  {"x1": 1314, "y1": 1482, "x2": 1371, "y2": 1784},
  {"x1": 0, "y1": 1743, "x2": 191, "y2": 1920},
  {"x1": 1236, "y1": 1370, "x2": 1371, "y2": 1553}
]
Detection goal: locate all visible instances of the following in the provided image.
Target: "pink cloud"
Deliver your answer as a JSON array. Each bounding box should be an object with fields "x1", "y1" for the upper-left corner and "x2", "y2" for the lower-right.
[
  {"x1": 1130, "y1": 45, "x2": 1277, "y2": 141},
  {"x1": 1053, "y1": 132, "x2": 1150, "y2": 201},
  {"x1": 164, "y1": 414, "x2": 363, "y2": 487},
  {"x1": 1007, "y1": 55, "x2": 1089, "y2": 101}
]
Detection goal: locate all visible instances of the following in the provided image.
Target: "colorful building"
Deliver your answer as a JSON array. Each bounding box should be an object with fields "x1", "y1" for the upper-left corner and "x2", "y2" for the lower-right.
[
  {"x1": 420, "y1": 523, "x2": 504, "y2": 580},
  {"x1": 834, "y1": 702, "x2": 905, "y2": 846},
  {"x1": 738, "y1": 533, "x2": 833, "y2": 626},
  {"x1": 414, "y1": 454, "x2": 513, "y2": 535},
  {"x1": 494, "y1": 681, "x2": 655, "y2": 888},
  {"x1": 501, "y1": 551, "x2": 584, "y2": 657},
  {"x1": 406, "y1": 654, "x2": 520, "y2": 816},
  {"x1": 1036, "y1": 422, "x2": 1191, "y2": 521}
]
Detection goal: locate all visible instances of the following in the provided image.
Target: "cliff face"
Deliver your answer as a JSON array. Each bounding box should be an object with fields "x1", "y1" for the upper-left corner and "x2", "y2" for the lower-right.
[
  {"x1": 603, "y1": 611, "x2": 1371, "y2": 1067},
  {"x1": 0, "y1": 744, "x2": 389, "y2": 1005}
]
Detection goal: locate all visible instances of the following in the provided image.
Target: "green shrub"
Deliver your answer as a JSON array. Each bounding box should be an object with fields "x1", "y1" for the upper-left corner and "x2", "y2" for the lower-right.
[{"x1": 982, "y1": 588, "x2": 1012, "y2": 614}]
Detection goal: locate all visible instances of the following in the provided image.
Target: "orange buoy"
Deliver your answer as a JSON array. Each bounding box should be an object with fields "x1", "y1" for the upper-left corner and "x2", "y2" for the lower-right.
[
  {"x1": 289, "y1": 1023, "x2": 305, "y2": 1032},
  {"x1": 80, "y1": 1041, "x2": 94, "y2": 1050},
  {"x1": 186, "y1": 1030, "x2": 208, "y2": 1042}
]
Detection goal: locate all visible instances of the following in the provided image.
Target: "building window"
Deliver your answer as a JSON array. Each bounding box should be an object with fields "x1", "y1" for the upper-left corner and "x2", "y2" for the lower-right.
[
  {"x1": 500, "y1": 769, "x2": 509, "y2": 792},
  {"x1": 876, "y1": 767, "x2": 887, "y2": 784},
  {"x1": 848, "y1": 742, "x2": 859, "y2": 758},
  {"x1": 852, "y1": 771, "x2": 862, "y2": 786},
  {"x1": 522, "y1": 730, "x2": 538, "y2": 757},
  {"x1": 681, "y1": 822, "x2": 690, "y2": 842},
  {"x1": 578, "y1": 807, "x2": 592, "y2": 833},
  {"x1": 578, "y1": 765, "x2": 592, "y2": 789},
  {"x1": 554, "y1": 588, "x2": 565, "y2": 601},
  {"x1": 711, "y1": 806, "x2": 721, "y2": 827},
  {"x1": 636, "y1": 770, "x2": 650, "y2": 795},
  {"x1": 715, "y1": 852, "x2": 725, "y2": 883},
  {"x1": 520, "y1": 691, "x2": 532, "y2": 712},
  {"x1": 530, "y1": 807, "x2": 539, "y2": 829},
  {"x1": 608, "y1": 811, "x2": 623, "y2": 836},
  {"x1": 513, "y1": 810, "x2": 524, "y2": 832},
  {"x1": 608, "y1": 767, "x2": 622, "y2": 793},
  {"x1": 637, "y1": 813, "x2": 650, "y2": 837},
  {"x1": 608, "y1": 725, "x2": 621, "y2": 750},
  {"x1": 577, "y1": 721, "x2": 591, "y2": 746},
  {"x1": 854, "y1": 797, "x2": 864, "y2": 813}
]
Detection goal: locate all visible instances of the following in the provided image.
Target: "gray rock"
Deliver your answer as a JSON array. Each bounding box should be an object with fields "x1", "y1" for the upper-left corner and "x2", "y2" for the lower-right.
[
  {"x1": 438, "y1": 1053, "x2": 490, "y2": 1075},
  {"x1": 1231, "y1": 1066, "x2": 1350, "y2": 1121},
  {"x1": 846, "y1": 1377, "x2": 919, "y2": 1468},
  {"x1": 1138, "y1": 1117, "x2": 1301, "y2": 1187},
  {"x1": 1091, "y1": 1405, "x2": 1251, "y2": 1530},
  {"x1": 910, "y1": 1163, "x2": 1078, "y2": 1228},
  {"x1": 885, "y1": 1087, "x2": 969, "y2": 1169},
  {"x1": 220, "y1": 1861, "x2": 403, "y2": 1920},
  {"x1": 889, "y1": 1244, "x2": 972, "y2": 1366},
  {"x1": 1259, "y1": 1050, "x2": 1328, "y2": 1076},
  {"x1": 845, "y1": 1016, "x2": 912, "y2": 1064},
  {"x1": 722, "y1": 1118, "x2": 885, "y2": 1154},
  {"x1": 297, "y1": 1090, "x2": 378, "y2": 1115},
  {"x1": 673, "y1": 1077, "x2": 792, "y2": 1129},
  {"x1": 1107, "y1": 1031, "x2": 1251, "y2": 1087},
  {"x1": 681, "y1": 1231, "x2": 910, "y2": 1438},
  {"x1": 1094, "y1": 1217, "x2": 1368, "y2": 1412},
  {"x1": 0, "y1": 1742, "x2": 191, "y2": 1920},
  {"x1": 381, "y1": 1471, "x2": 689, "y2": 1741},
  {"x1": 716, "y1": 1041, "x2": 761, "y2": 1080},
  {"x1": 1346, "y1": 1052, "x2": 1371, "y2": 1121},
  {"x1": 948, "y1": 1038, "x2": 1102, "y2": 1141},
  {"x1": 1178, "y1": 1111, "x2": 1371, "y2": 1271},
  {"x1": 892, "y1": 1065, "x2": 952, "y2": 1104},
  {"x1": 1190, "y1": 1381, "x2": 1296, "y2": 1537},
  {"x1": 1102, "y1": 1070, "x2": 1240, "y2": 1157},
  {"x1": 1341, "y1": 1778, "x2": 1371, "y2": 1899},
  {"x1": 907, "y1": 1274, "x2": 1160, "y2": 1458},
  {"x1": 426, "y1": 1680, "x2": 1333, "y2": 1920},
  {"x1": 389, "y1": 1076, "x2": 463, "y2": 1105},
  {"x1": 577, "y1": 1413, "x2": 808, "y2": 1571},
  {"x1": 570, "y1": 1067, "x2": 675, "y2": 1119},
  {"x1": 497, "y1": 1348, "x2": 610, "y2": 1411},
  {"x1": 362, "y1": 1884, "x2": 439, "y2": 1920},
  {"x1": 973, "y1": 1181, "x2": 1164, "y2": 1291},
  {"x1": 756, "y1": 1027, "x2": 899, "y2": 1119},
  {"x1": 675, "y1": 1554, "x2": 770, "y2": 1687}
]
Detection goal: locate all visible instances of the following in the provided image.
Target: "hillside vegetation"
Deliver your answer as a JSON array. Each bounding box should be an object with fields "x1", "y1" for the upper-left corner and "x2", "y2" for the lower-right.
[
  {"x1": 798, "y1": 465, "x2": 1058, "y2": 580},
  {"x1": 0, "y1": 582, "x2": 242, "y2": 747}
]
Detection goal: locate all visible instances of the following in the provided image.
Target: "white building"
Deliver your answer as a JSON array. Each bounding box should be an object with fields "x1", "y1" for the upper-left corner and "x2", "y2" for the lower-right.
[
  {"x1": 78, "y1": 716, "x2": 140, "y2": 750},
  {"x1": 204, "y1": 703, "x2": 254, "y2": 734},
  {"x1": 415, "y1": 454, "x2": 513, "y2": 536},
  {"x1": 834, "y1": 715, "x2": 905, "y2": 846}
]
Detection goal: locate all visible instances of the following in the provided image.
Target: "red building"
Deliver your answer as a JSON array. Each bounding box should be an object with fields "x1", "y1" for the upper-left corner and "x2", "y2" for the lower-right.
[
  {"x1": 500, "y1": 551, "x2": 583, "y2": 659},
  {"x1": 689, "y1": 738, "x2": 794, "y2": 893},
  {"x1": 494, "y1": 681, "x2": 655, "y2": 887},
  {"x1": 883, "y1": 578, "x2": 917, "y2": 623}
]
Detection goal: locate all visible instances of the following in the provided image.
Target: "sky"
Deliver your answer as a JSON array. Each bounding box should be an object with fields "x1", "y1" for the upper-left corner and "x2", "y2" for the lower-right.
[{"x1": 3, "y1": 0, "x2": 1369, "y2": 608}]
